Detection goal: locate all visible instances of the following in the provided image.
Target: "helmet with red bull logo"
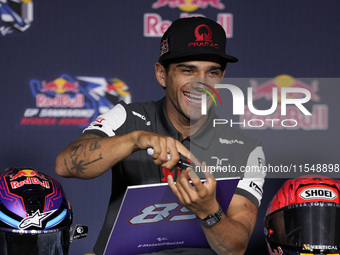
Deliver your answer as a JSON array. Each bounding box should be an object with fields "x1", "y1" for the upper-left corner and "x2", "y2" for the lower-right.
[
  {"x1": 0, "y1": 167, "x2": 87, "y2": 255},
  {"x1": 264, "y1": 175, "x2": 340, "y2": 255}
]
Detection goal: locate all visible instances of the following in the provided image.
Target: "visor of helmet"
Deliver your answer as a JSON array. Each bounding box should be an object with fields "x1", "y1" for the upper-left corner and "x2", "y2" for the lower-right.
[
  {"x1": 266, "y1": 202, "x2": 340, "y2": 254},
  {"x1": 0, "y1": 229, "x2": 70, "y2": 255}
]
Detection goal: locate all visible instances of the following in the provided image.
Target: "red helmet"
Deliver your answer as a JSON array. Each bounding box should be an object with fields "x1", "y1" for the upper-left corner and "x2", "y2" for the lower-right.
[{"x1": 264, "y1": 175, "x2": 340, "y2": 255}]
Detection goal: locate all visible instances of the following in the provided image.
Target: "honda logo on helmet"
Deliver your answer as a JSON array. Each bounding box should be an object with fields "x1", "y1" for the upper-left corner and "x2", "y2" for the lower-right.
[{"x1": 299, "y1": 187, "x2": 338, "y2": 200}]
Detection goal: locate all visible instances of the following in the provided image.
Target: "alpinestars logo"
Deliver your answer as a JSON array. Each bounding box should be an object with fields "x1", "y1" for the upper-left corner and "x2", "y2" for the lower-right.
[{"x1": 19, "y1": 209, "x2": 56, "y2": 230}]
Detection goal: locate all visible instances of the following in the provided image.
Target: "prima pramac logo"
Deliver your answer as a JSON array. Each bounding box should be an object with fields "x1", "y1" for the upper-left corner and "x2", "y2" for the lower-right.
[
  {"x1": 187, "y1": 24, "x2": 219, "y2": 49},
  {"x1": 195, "y1": 24, "x2": 212, "y2": 41}
]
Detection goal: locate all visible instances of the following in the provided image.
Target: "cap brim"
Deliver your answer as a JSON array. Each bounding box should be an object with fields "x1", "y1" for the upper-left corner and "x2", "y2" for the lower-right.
[
  {"x1": 160, "y1": 53, "x2": 238, "y2": 65},
  {"x1": 221, "y1": 54, "x2": 238, "y2": 63}
]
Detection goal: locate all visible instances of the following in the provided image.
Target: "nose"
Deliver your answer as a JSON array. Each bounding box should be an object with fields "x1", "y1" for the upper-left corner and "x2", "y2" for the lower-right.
[{"x1": 196, "y1": 70, "x2": 209, "y2": 79}]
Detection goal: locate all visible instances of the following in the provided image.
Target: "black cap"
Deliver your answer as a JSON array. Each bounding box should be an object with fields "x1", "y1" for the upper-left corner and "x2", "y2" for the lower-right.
[{"x1": 159, "y1": 17, "x2": 238, "y2": 65}]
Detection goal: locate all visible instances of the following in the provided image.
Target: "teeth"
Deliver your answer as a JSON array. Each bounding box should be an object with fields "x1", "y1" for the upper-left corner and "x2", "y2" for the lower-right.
[{"x1": 183, "y1": 91, "x2": 202, "y2": 103}]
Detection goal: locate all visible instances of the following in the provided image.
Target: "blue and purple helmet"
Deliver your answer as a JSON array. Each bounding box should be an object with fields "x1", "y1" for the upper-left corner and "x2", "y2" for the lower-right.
[{"x1": 0, "y1": 167, "x2": 73, "y2": 254}]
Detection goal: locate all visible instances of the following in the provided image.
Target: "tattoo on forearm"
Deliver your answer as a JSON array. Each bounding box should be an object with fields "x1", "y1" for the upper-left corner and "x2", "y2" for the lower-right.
[
  {"x1": 69, "y1": 144, "x2": 82, "y2": 158},
  {"x1": 64, "y1": 158, "x2": 74, "y2": 177},
  {"x1": 70, "y1": 153, "x2": 103, "y2": 174},
  {"x1": 65, "y1": 138, "x2": 103, "y2": 175},
  {"x1": 89, "y1": 140, "x2": 101, "y2": 151}
]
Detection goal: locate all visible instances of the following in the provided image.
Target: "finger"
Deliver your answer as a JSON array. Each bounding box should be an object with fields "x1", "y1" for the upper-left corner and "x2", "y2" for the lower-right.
[
  {"x1": 175, "y1": 141, "x2": 200, "y2": 167},
  {"x1": 151, "y1": 137, "x2": 168, "y2": 165},
  {"x1": 187, "y1": 167, "x2": 205, "y2": 194},
  {"x1": 177, "y1": 169, "x2": 202, "y2": 202},
  {"x1": 158, "y1": 137, "x2": 169, "y2": 164},
  {"x1": 201, "y1": 161, "x2": 215, "y2": 180},
  {"x1": 200, "y1": 162, "x2": 216, "y2": 195},
  {"x1": 167, "y1": 175, "x2": 182, "y2": 200},
  {"x1": 175, "y1": 169, "x2": 196, "y2": 204},
  {"x1": 188, "y1": 166, "x2": 200, "y2": 180},
  {"x1": 202, "y1": 162, "x2": 216, "y2": 190},
  {"x1": 162, "y1": 138, "x2": 180, "y2": 169},
  {"x1": 149, "y1": 137, "x2": 161, "y2": 161}
]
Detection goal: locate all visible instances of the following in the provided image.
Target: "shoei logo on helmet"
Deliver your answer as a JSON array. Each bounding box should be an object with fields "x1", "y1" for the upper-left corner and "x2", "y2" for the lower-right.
[
  {"x1": 299, "y1": 187, "x2": 338, "y2": 201},
  {"x1": 188, "y1": 24, "x2": 218, "y2": 49}
]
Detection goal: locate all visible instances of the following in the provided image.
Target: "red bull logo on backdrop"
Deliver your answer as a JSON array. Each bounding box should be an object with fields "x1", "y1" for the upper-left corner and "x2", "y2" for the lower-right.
[
  {"x1": 0, "y1": 0, "x2": 34, "y2": 36},
  {"x1": 144, "y1": 0, "x2": 232, "y2": 37},
  {"x1": 20, "y1": 74, "x2": 131, "y2": 127},
  {"x1": 152, "y1": 0, "x2": 225, "y2": 11}
]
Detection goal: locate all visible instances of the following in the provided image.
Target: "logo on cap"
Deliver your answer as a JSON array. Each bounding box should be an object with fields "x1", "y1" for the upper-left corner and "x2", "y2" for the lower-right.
[
  {"x1": 188, "y1": 24, "x2": 218, "y2": 49},
  {"x1": 160, "y1": 39, "x2": 169, "y2": 56},
  {"x1": 195, "y1": 24, "x2": 212, "y2": 42}
]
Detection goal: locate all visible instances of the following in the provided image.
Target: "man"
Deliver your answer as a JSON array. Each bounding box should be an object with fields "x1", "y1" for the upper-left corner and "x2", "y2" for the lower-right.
[{"x1": 55, "y1": 17, "x2": 265, "y2": 255}]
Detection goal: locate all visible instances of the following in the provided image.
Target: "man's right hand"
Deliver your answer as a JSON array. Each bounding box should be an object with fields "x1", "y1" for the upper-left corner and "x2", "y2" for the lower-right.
[
  {"x1": 132, "y1": 130, "x2": 198, "y2": 170},
  {"x1": 55, "y1": 130, "x2": 199, "y2": 179}
]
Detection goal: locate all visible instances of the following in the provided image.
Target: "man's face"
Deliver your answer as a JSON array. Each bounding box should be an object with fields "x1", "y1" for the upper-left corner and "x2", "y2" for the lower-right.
[{"x1": 164, "y1": 60, "x2": 225, "y2": 121}]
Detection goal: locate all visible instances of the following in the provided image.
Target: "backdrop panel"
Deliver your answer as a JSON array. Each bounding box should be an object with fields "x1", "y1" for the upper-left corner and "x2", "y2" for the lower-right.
[{"x1": 0, "y1": 1, "x2": 339, "y2": 254}]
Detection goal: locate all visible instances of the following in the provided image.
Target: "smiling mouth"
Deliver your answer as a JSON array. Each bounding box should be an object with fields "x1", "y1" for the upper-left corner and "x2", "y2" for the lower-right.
[{"x1": 183, "y1": 91, "x2": 202, "y2": 105}]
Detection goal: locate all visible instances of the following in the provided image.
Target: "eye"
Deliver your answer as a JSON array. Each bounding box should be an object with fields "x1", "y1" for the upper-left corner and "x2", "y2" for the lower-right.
[
  {"x1": 208, "y1": 70, "x2": 221, "y2": 77},
  {"x1": 182, "y1": 69, "x2": 194, "y2": 74}
]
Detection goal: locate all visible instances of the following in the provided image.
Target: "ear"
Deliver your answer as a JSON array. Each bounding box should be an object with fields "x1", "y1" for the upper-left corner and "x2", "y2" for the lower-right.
[{"x1": 155, "y1": 62, "x2": 166, "y2": 89}]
